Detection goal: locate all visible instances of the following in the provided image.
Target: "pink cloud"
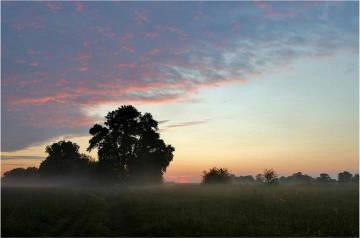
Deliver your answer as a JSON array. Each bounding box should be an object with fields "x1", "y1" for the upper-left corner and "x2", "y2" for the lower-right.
[
  {"x1": 29, "y1": 62, "x2": 39, "y2": 67},
  {"x1": 27, "y1": 48, "x2": 42, "y2": 55},
  {"x1": 11, "y1": 19, "x2": 45, "y2": 31},
  {"x1": 6, "y1": 70, "x2": 247, "y2": 128},
  {"x1": 122, "y1": 46, "x2": 135, "y2": 53},
  {"x1": 9, "y1": 91, "x2": 182, "y2": 129},
  {"x1": 232, "y1": 22, "x2": 241, "y2": 33},
  {"x1": 118, "y1": 63, "x2": 136, "y2": 69},
  {"x1": 12, "y1": 22, "x2": 25, "y2": 31},
  {"x1": 170, "y1": 47, "x2": 191, "y2": 55},
  {"x1": 46, "y1": 2, "x2": 62, "y2": 12},
  {"x1": 11, "y1": 92, "x2": 71, "y2": 106},
  {"x1": 9, "y1": 79, "x2": 185, "y2": 108},
  {"x1": 192, "y1": 11, "x2": 206, "y2": 21},
  {"x1": 148, "y1": 49, "x2": 160, "y2": 56},
  {"x1": 15, "y1": 60, "x2": 26, "y2": 64},
  {"x1": 35, "y1": 72, "x2": 49, "y2": 78},
  {"x1": 27, "y1": 48, "x2": 34, "y2": 54},
  {"x1": 79, "y1": 67, "x2": 88, "y2": 72},
  {"x1": 145, "y1": 32, "x2": 159, "y2": 38},
  {"x1": 12, "y1": 96, "x2": 55, "y2": 105},
  {"x1": 83, "y1": 41, "x2": 89, "y2": 48},
  {"x1": 120, "y1": 33, "x2": 133, "y2": 41},
  {"x1": 157, "y1": 25, "x2": 187, "y2": 40},
  {"x1": 76, "y1": 52, "x2": 91, "y2": 64},
  {"x1": 21, "y1": 109, "x2": 94, "y2": 128},
  {"x1": 55, "y1": 79, "x2": 69, "y2": 86},
  {"x1": 134, "y1": 10, "x2": 148, "y2": 23},
  {"x1": 253, "y1": 1, "x2": 296, "y2": 18},
  {"x1": 75, "y1": 2, "x2": 84, "y2": 12},
  {"x1": 90, "y1": 26, "x2": 119, "y2": 40},
  {"x1": 140, "y1": 49, "x2": 161, "y2": 62}
]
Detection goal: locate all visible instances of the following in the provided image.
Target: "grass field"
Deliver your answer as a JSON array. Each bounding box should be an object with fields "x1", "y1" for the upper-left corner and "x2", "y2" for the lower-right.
[{"x1": 2, "y1": 184, "x2": 359, "y2": 236}]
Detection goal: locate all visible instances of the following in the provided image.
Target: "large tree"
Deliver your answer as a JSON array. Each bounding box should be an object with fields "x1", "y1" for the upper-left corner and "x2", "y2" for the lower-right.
[{"x1": 87, "y1": 105, "x2": 175, "y2": 183}]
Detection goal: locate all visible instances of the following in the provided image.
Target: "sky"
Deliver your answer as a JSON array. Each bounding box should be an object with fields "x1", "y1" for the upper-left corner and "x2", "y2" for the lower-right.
[{"x1": 1, "y1": 1, "x2": 359, "y2": 182}]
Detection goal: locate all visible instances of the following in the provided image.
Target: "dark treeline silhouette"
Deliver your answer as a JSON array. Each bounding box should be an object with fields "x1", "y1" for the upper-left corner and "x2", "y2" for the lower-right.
[
  {"x1": 2, "y1": 105, "x2": 174, "y2": 185},
  {"x1": 202, "y1": 167, "x2": 359, "y2": 185},
  {"x1": 2, "y1": 167, "x2": 39, "y2": 182},
  {"x1": 2, "y1": 105, "x2": 358, "y2": 187}
]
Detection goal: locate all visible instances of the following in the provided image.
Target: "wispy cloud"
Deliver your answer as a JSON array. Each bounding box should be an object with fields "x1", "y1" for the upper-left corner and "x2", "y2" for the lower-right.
[
  {"x1": 158, "y1": 120, "x2": 170, "y2": 124},
  {"x1": 165, "y1": 119, "x2": 210, "y2": 128}
]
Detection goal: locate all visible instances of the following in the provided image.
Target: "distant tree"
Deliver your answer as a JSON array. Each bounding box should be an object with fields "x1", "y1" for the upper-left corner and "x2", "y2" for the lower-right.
[
  {"x1": 316, "y1": 173, "x2": 333, "y2": 183},
  {"x1": 87, "y1": 105, "x2": 174, "y2": 184},
  {"x1": 202, "y1": 167, "x2": 233, "y2": 184},
  {"x1": 39, "y1": 140, "x2": 93, "y2": 179},
  {"x1": 263, "y1": 169, "x2": 278, "y2": 184},
  {"x1": 278, "y1": 176, "x2": 288, "y2": 184},
  {"x1": 287, "y1": 172, "x2": 314, "y2": 184},
  {"x1": 352, "y1": 174, "x2": 359, "y2": 183},
  {"x1": 255, "y1": 173, "x2": 265, "y2": 183},
  {"x1": 2, "y1": 167, "x2": 39, "y2": 183},
  {"x1": 338, "y1": 171, "x2": 353, "y2": 183}
]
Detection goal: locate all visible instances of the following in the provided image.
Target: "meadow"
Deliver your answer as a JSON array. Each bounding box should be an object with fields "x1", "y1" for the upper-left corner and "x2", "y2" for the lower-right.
[{"x1": 2, "y1": 184, "x2": 358, "y2": 236}]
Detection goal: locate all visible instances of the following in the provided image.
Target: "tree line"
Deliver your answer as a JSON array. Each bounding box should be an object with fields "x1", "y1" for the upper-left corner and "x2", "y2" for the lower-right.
[
  {"x1": 202, "y1": 167, "x2": 359, "y2": 185},
  {"x1": 2, "y1": 105, "x2": 358, "y2": 186},
  {"x1": 2, "y1": 105, "x2": 174, "y2": 185}
]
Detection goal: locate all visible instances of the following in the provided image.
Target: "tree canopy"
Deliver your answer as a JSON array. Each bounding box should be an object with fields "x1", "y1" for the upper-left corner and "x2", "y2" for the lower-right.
[
  {"x1": 338, "y1": 171, "x2": 353, "y2": 183},
  {"x1": 87, "y1": 105, "x2": 175, "y2": 183},
  {"x1": 263, "y1": 169, "x2": 278, "y2": 184},
  {"x1": 316, "y1": 173, "x2": 334, "y2": 183},
  {"x1": 39, "y1": 140, "x2": 93, "y2": 179}
]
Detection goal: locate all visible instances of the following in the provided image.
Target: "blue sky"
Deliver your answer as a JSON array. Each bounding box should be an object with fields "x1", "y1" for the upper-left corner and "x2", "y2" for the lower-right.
[{"x1": 1, "y1": 1, "x2": 358, "y2": 181}]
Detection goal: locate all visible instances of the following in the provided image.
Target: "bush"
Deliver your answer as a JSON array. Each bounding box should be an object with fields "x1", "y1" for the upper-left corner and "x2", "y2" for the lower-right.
[{"x1": 202, "y1": 167, "x2": 233, "y2": 184}]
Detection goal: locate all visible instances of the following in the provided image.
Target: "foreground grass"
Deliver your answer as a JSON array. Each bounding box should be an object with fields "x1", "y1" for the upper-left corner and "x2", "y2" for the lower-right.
[{"x1": 2, "y1": 184, "x2": 359, "y2": 236}]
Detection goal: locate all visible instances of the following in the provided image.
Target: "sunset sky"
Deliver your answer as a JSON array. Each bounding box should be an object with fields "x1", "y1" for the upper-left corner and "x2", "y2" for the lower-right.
[{"x1": 1, "y1": 1, "x2": 358, "y2": 182}]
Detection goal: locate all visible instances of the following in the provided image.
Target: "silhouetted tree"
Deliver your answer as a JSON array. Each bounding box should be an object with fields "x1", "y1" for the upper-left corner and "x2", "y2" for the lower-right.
[
  {"x1": 316, "y1": 173, "x2": 334, "y2": 183},
  {"x1": 2, "y1": 167, "x2": 39, "y2": 183},
  {"x1": 338, "y1": 171, "x2": 353, "y2": 183},
  {"x1": 202, "y1": 167, "x2": 233, "y2": 184},
  {"x1": 39, "y1": 140, "x2": 93, "y2": 180},
  {"x1": 263, "y1": 169, "x2": 278, "y2": 184},
  {"x1": 287, "y1": 172, "x2": 314, "y2": 184},
  {"x1": 87, "y1": 105, "x2": 174, "y2": 183}
]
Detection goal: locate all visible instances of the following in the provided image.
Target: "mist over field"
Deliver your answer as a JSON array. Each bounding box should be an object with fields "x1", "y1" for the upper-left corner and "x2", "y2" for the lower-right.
[{"x1": 2, "y1": 184, "x2": 358, "y2": 236}]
